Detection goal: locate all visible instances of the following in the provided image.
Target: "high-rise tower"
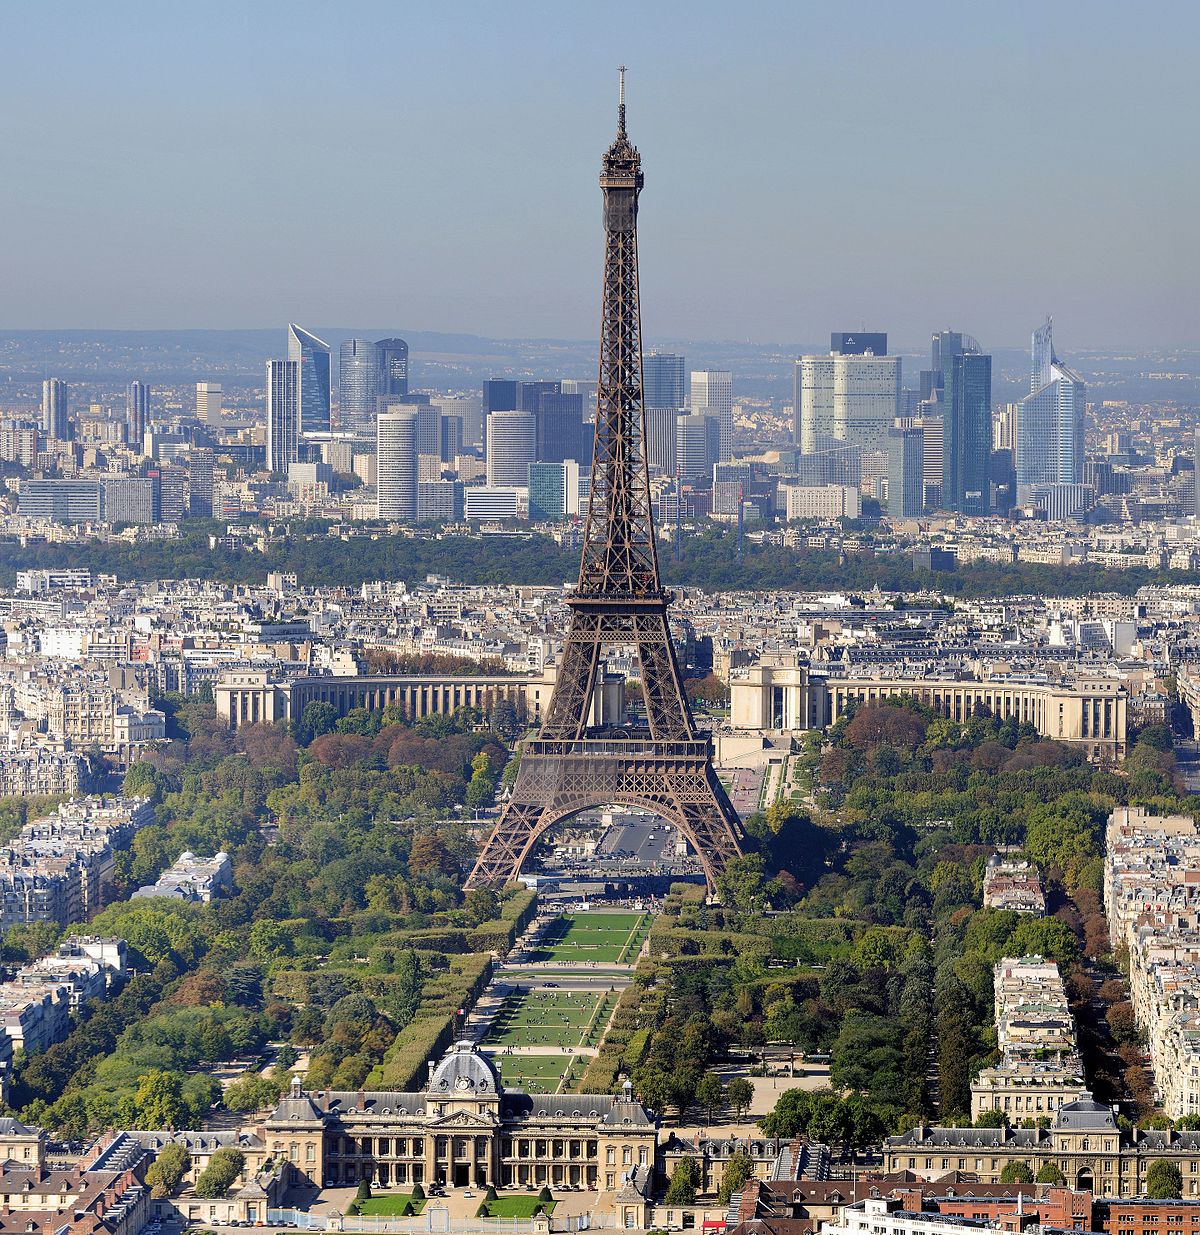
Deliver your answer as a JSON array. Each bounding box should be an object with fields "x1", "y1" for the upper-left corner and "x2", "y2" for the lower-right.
[
  {"x1": 41, "y1": 379, "x2": 69, "y2": 441},
  {"x1": 265, "y1": 359, "x2": 300, "y2": 475},
  {"x1": 125, "y1": 381, "x2": 149, "y2": 447},
  {"x1": 376, "y1": 338, "x2": 410, "y2": 399},
  {"x1": 287, "y1": 324, "x2": 331, "y2": 436},
  {"x1": 466, "y1": 72, "x2": 743, "y2": 896},
  {"x1": 690, "y1": 369, "x2": 733, "y2": 463},
  {"x1": 1016, "y1": 317, "x2": 1086, "y2": 505}
]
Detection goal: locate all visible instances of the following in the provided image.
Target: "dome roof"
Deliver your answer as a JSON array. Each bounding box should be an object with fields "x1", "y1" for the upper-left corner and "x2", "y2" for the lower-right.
[{"x1": 427, "y1": 1040, "x2": 500, "y2": 1096}]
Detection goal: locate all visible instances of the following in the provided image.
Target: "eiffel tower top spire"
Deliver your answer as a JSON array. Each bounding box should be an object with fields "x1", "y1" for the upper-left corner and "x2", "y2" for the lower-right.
[{"x1": 603, "y1": 66, "x2": 640, "y2": 180}]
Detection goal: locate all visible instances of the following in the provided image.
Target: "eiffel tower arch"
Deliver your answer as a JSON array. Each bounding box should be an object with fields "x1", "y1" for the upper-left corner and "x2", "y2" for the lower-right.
[{"x1": 465, "y1": 73, "x2": 744, "y2": 897}]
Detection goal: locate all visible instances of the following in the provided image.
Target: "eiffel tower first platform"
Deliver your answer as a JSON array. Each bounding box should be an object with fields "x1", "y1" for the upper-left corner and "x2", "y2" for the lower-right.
[{"x1": 465, "y1": 73, "x2": 744, "y2": 896}]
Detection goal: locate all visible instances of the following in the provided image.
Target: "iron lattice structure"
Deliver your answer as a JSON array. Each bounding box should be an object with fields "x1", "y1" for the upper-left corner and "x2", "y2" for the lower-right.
[{"x1": 466, "y1": 78, "x2": 744, "y2": 895}]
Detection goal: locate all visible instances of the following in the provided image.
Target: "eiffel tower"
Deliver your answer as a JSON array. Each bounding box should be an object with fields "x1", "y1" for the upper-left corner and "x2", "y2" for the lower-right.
[{"x1": 465, "y1": 71, "x2": 744, "y2": 896}]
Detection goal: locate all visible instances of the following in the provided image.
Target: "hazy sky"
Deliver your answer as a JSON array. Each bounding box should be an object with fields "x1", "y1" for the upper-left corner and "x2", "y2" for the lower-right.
[{"x1": 3, "y1": 0, "x2": 1198, "y2": 350}]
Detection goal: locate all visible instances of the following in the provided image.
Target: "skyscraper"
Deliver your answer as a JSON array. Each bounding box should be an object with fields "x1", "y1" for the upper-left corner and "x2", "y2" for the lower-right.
[
  {"x1": 125, "y1": 381, "x2": 149, "y2": 447},
  {"x1": 644, "y1": 352, "x2": 686, "y2": 411},
  {"x1": 41, "y1": 379, "x2": 69, "y2": 441},
  {"x1": 645, "y1": 407, "x2": 678, "y2": 475},
  {"x1": 887, "y1": 427, "x2": 925, "y2": 518},
  {"x1": 196, "y1": 382, "x2": 223, "y2": 429},
  {"x1": 942, "y1": 352, "x2": 992, "y2": 515},
  {"x1": 376, "y1": 338, "x2": 410, "y2": 399},
  {"x1": 690, "y1": 370, "x2": 733, "y2": 463},
  {"x1": 376, "y1": 410, "x2": 419, "y2": 521},
  {"x1": 676, "y1": 413, "x2": 721, "y2": 483},
  {"x1": 832, "y1": 353, "x2": 900, "y2": 452},
  {"x1": 518, "y1": 381, "x2": 561, "y2": 413},
  {"x1": 918, "y1": 330, "x2": 976, "y2": 401},
  {"x1": 339, "y1": 339, "x2": 380, "y2": 437},
  {"x1": 287, "y1": 324, "x2": 331, "y2": 436},
  {"x1": 794, "y1": 356, "x2": 834, "y2": 451},
  {"x1": 482, "y1": 380, "x2": 519, "y2": 414},
  {"x1": 1016, "y1": 318, "x2": 1086, "y2": 505},
  {"x1": 795, "y1": 345, "x2": 899, "y2": 454},
  {"x1": 265, "y1": 359, "x2": 299, "y2": 475},
  {"x1": 486, "y1": 410, "x2": 536, "y2": 487},
  {"x1": 535, "y1": 393, "x2": 587, "y2": 463}
]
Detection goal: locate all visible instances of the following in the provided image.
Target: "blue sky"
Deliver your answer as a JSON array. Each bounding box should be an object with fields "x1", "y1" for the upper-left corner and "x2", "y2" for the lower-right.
[{"x1": 2, "y1": 0, "x2": 1197, "y2": 349}]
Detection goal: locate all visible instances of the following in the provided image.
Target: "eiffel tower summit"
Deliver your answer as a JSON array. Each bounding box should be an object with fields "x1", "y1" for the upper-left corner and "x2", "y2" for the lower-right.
[{"x1": 465, "y1": 71, "x2": 745, "y2": 897}]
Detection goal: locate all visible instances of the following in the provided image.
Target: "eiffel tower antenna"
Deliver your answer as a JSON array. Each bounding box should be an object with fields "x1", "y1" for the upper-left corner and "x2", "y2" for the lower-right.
[{"x1": 465, "y1": 82, "x2": 744, "y2": 897}]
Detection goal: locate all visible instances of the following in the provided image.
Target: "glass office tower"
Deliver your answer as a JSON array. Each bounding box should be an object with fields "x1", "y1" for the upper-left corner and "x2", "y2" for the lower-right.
[{"x1": 287, "y1": 323, "x2": 331, "y2": 435}]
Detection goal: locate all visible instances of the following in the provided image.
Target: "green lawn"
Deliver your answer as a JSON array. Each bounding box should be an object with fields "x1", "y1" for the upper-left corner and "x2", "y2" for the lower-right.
[
  {"x1": 358, "y1": 1195, "x2": 427, "y2": 1216},
  {"x1": 480, "y1": 1197, "x2": 557, "y2": 1218},
  {"x1": 528, "y1": 912, "x2": 648, "y2": 964},
  {"x1": 482, "y1": 991, "x2": 602, "y2": 1048},
  {"x1": 488, "y1": 1052, "x2": 576, "y2": 1092}
]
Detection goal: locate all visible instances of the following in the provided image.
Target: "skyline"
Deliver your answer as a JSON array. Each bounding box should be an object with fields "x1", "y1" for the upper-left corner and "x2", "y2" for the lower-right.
[{"x1": 2, "y1": 1, "x2": 1197, "y2": 348}]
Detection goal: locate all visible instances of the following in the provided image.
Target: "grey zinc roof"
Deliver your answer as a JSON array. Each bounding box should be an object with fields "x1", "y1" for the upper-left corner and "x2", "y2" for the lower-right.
[
  {"x1": 323, "y1": 1091, "x2": 426, "y2": 1117},
  {"x1": 502, "y1": 1093, "x2": 613, "y2": 1120},
  {"x1": 267, "y1": 1092, "x2": 325, "y2": 1123},
  {"x1": 1054, "y1": 1098, "x2": 1118, "y2": 1130},
  {"x1": 886, "y1": 1128, "x2": 1040, "y2": 1149}
]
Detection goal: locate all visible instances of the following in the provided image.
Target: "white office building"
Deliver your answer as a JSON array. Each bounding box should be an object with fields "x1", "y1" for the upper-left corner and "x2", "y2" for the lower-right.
[
  {"x1": 486, "y1": 410, "x2": 535, "y2": 488},
  {"x1": 195, "y1": 383, "x2": 223, "y2": 428},
  {"x1": 690, "y1": 370, "x2": 733, "y2": 463},
  {"x1": 795, "y1": 353, "x2": 900, "y2": 454},
  {"x1": 376, "y1": 410, "x2": 419, "y2": 521}
]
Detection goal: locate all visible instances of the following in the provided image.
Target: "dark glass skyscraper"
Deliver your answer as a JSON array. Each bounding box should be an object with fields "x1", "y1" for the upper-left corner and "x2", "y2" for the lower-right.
[
  {"x1": 518, "y1": 381, "x2": 561, "y2": 413},
  {"x1": 535, "y1": 393, "x2": 587, "y2": 463},
  {"x1": 287, "y1": 324, "x2": 331, "y2": 435},
  {"x1": 643, "y1": 352, "x2": 686, "y2": 410},
  {"x1": 943, "y1": 351, "x2": 992, "y2": 515},
  {"x1": 376, "y1": 338, "x2": 410, "y2": 399},
  {"x1": 482, "y1": 380, "x2": 518, "y2": 414}
]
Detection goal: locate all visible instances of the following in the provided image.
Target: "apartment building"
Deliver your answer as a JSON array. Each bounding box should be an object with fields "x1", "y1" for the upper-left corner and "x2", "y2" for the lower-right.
[
  {"x1": 971, "y1": 956, "x2": 1089, "y2": 1121},
  {"x1": 1104, "y1": 807, "x2": 1200, "y2": 1118}
]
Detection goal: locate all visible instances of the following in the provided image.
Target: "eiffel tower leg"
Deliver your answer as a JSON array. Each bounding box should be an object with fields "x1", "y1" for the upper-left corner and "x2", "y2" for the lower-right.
[
  {"x1": 541, "y1": 613, "x2": 603, "y2": 740},
  {"x1": 671, "y1": 768, "x2": 744, "y2": 890},
  {"x1": 464, "y1": 793, "x2": 548, "y2": 890},
  {"x1": 634, "y1": 609, "x2": 693, "y2": 740}
]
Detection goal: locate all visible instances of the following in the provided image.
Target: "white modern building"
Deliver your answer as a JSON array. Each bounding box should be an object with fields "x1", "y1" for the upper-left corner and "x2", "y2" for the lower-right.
[
  {"x1": 690, "y1": 370, "x2": 733, "y2": 463},
  {"x1": 781, "y1": 484, "x2": 861, "y2": 521},
  {"x1": 195, "y1": 382, "x2": 222, "y2": 428},
  {"x1": 795, "y1": 353, "x2": 900, "y2": 454},
  {"x1": 376, "y1": 410, "x2": 419, "y2": 521},
  {"x1": 485, "y1": 411, "x2": 535, "y2": 488}
]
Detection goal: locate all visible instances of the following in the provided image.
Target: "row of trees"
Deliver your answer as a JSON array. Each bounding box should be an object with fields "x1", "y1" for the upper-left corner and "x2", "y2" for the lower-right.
[{"x1": 0, "y1": 523, "x2": 1187, "y2": 598}]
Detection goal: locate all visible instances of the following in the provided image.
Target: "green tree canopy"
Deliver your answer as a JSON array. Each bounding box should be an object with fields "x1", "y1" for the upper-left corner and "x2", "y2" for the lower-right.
[{"x1": 1146, "y1": 1159, "x2": 1184, "y2": 1199}]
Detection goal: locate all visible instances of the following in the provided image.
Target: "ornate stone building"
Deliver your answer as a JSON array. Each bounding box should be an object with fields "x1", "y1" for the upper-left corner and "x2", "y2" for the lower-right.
[
  {"x1": 263, "y1": 1041, "x2": 656, "y2": 1194},
  {"x1": 885, "y1": 1099, "x2": 1200, "y2": 1197}
]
